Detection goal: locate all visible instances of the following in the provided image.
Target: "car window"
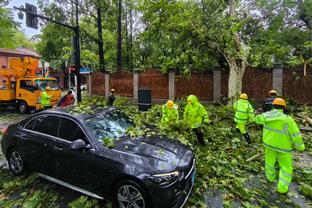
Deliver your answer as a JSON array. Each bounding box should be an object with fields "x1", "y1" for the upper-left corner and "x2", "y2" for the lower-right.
[
  {"x1": 84, "y1": 110, "x2": 133, "y2": 142},
  {"x1": 24, "y1": 119, "x2": 36, "y2": 130},
  {"x1": 33, "y1": 116, "x2": 60, "y2": 137},
  {"x1": 58, "y1": 118, "x2": 86, "y2": 142}
]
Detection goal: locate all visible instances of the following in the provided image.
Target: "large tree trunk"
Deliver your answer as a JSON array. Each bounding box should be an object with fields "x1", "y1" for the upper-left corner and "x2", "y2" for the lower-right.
[
  {"x1": 117, "y1": 0, "x2": 122, "y2": 71},
  {"x1": 125, "y1": 0, "x2": 129, "y2": 69},
  {"x1": 129, "y1": 3, "x2": 133, "y2": 71},
  {"x1": 227, "y1": 57, "x2": 246, "y2": 103},
  {"x1": 226, "y1": 0, "x2": 249, "y2": 104},
  {"x1": 97, "y1": 6, "x2": 105, "y2": 72}
]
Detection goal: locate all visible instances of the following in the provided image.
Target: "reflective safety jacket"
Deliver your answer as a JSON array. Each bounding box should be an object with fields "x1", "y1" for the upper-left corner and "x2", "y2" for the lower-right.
[
  {"x1": 233, "y1": 99, "x2": 254, "y2": 124},
  {"x1": 253, "y1": 109, "x2": 305, "y2": 153},
  {"x1": 41, "y1": 90, "x2": 52, "y2": 106},
  {"x1": 184, "y1": 95, "x2": 209, "y2": 129},
  {"x1": 161, "y1": 104, "x2": 179, "y2": 126}
]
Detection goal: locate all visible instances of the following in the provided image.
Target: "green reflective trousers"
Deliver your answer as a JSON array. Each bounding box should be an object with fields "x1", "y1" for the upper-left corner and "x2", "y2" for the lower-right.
[{"x1": 265, "y1": 148, "x2": 292, "y2": 193}]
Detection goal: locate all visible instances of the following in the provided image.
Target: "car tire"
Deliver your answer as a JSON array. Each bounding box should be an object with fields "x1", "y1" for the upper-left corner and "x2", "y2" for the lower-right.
[
  {"x1": 8, "y1": 148, "x2": 26, "y2": 176},
  {"x1": 18, "y1": 101, "x2": 28, "y2": 114},
  {"x1": 113, "y1": 179, "x2": 152, "y2": 208}
]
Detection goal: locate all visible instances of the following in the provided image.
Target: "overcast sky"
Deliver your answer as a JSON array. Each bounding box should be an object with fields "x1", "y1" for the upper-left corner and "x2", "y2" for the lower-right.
[{"x1": 8, "y1": 0, "x2": 41, "y2": 38}]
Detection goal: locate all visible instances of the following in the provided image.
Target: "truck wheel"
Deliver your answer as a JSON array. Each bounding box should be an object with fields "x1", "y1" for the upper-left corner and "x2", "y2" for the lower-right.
[{"x1": 18, "y1": 101, "x2": 28, "y2": 114}]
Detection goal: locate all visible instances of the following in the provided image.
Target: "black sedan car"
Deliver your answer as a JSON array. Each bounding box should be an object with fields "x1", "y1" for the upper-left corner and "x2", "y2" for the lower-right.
[{"x1": 1, "y1": 107, "x2": 195, "y2": 208}]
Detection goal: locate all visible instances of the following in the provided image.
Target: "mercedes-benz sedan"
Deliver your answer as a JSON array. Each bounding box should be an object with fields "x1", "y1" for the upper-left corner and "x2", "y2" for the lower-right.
[{"x1": 1, "y1": 107, "x2": 195, "y2": 208}]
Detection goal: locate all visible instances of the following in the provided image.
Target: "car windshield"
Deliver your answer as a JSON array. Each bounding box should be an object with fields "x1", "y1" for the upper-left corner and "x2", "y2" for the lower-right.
[
  {"x1": 35, "y1": 79, "x2": 59, "y2": 90},
  {"x1": 84, "y1": 110, "x2": 133, "y2": 142}
]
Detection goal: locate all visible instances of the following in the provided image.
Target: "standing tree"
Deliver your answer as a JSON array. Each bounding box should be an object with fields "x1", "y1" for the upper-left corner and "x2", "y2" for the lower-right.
[
  {"x1": 117, "y1": 0, "x2": 122, "y2": 70},
  {"x1": 0, "y1": 6, "x2": 18, "y2": 48}
]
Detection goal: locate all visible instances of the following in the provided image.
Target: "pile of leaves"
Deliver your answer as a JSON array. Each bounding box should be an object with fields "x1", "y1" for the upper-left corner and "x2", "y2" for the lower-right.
[
  {"x1": 0, "y1": 96, "x2": 311, "y2": 208},
  {"x1": 110, "y1": 96, "x2": 312, "y2": 207}
]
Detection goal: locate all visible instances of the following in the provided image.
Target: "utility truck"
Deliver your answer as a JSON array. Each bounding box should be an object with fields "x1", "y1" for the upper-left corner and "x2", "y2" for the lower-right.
[{"x1": 0, "y1": 56, "x2": 61, "y2": 113}]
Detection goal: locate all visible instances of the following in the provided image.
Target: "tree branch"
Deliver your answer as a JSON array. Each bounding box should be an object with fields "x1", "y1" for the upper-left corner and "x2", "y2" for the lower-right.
[{"x1": 80, "y1": 27, "x2": 99, "y2": 42}]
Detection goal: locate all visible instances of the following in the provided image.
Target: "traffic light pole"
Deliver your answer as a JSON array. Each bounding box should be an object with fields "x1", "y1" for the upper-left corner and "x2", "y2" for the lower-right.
[
  {"x1": 74, "y1": 0, "x2": 81, "y2": 102},
  {"x1": 14, "y1": 5, "x2": 82, "y2": 102}
]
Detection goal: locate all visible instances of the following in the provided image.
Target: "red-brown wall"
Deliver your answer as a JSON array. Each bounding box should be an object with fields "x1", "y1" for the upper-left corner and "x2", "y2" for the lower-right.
[
  {"x1": 242, "y1": 68, "x2": 272, "y2": 101},
  {"x1": 139, "y1": 69, "x2": 168, "y2": 99},
  {"x1": 90, "y1": 66, "x2": 312, "y2": 104},
  {"x1": 175, "y1": 72, "x2": 213, "y2": 100},
  {"x1": 283, "y1": 66, "x2": 312, "y2": 104},
  {"x1": 91, "y1": 72, "x2": 105, "y2": 95},
  {"x1": 110, "y1": 71, "x2": 133, "y2": 97}
]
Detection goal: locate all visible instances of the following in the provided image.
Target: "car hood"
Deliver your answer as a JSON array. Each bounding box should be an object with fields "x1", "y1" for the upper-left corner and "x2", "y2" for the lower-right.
[{"x1": 111, "y1": 136, "x2": 189, "y2": 173}]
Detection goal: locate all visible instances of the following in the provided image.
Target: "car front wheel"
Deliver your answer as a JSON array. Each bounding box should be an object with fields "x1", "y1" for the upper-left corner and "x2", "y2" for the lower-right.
[
  {"x1": 8, "y1": 149, "x2": 25, "y2": 175},
  {"x1": 114, "y1": 179, "x2": 151, "y2": 208}
]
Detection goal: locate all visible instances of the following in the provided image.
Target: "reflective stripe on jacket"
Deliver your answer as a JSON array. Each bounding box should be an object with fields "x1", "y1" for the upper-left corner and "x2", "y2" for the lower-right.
[
  {"x1": 233, "y1": 99, "x2": 254, "y2": 124},
  {"x1": 253, "y1": 109, "x2": 305, "y2": 153}
]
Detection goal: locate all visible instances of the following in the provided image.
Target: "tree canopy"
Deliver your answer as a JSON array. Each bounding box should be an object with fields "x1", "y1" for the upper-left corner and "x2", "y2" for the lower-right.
[{"x1": 34, "y1": 0, "x2": 311, "y2": 97}]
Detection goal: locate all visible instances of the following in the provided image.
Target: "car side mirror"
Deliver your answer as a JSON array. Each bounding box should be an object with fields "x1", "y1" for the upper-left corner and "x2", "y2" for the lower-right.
[
  {"x1": 85, "y1": 144, "x2": 93, "y2": 149},
  {"x1": 69, "y1": 139, "x2": 86, "y2": 150}
]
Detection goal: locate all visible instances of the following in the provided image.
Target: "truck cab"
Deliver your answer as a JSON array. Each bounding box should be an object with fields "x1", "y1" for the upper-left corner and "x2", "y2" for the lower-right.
[
  {"x1": 0, "y1": 76, "x2": 61, "y2": 113},
  {"x1": 16, "y1": 78, "x2": 61, "y2": 113}
]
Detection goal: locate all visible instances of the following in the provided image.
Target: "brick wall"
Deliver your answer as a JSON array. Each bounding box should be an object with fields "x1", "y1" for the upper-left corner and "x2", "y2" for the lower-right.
[
  {"x1": 139, "y1": 69, "x2": 169, "y2": 99},
  {"x1": 175, "y1": 72, "x2": 213, "y2": 100},
  {"x1": 90, "y1": 65, "x2": 312, "y2": 104},
  {"x1": 91, "y1": 72, "x2": 105, "y2": 95},
  {"x1": 110, "y1": 71, "x2": 133, "y2": 97},
  {"x1": 242, "y1": 68, "x2": 272, "y2": 101},
  {"x1": 283, "y1": 65, "x2": 312, "y2": 104}
]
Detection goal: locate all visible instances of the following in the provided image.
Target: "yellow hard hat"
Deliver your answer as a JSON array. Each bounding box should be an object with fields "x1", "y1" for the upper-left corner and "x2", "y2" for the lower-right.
[
  {"x1": 46, "y1": 86, "x2": 51, "y2": 90},
  {"x1": 273, "y1": 98, "x2": 286, "y2": 107},
  {"x1": 269, "y1": 90, "x2": 277, "y2": 96},
  {"x1": 166, "y1": 100, "x2": 174, "y2": 109},
  {"x1": 239, "y1": 93, "x2": 248, "y2": 100}
]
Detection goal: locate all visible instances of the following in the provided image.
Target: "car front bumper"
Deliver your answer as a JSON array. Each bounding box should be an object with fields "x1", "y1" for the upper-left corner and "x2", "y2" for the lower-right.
[{"x1": 146, "y1": 159, "x2": 195, "y2": 208}]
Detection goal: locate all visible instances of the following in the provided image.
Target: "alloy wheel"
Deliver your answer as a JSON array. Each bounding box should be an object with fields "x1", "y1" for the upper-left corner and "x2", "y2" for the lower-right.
[
  {"x1": 117, "y1": 184, "x2": 145, "y2": 208},
  {"x1": 9, "y1": 151, "x2": 24, "y2": 174}
]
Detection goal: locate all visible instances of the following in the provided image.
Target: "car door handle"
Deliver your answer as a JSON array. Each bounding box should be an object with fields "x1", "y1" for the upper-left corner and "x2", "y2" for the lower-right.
[
  {"x1": 20, "y1": 135, "x2": 29, "y2": 140},
  {"x1": 53, "y1": 146, "x2": 63, "y2": 151}
]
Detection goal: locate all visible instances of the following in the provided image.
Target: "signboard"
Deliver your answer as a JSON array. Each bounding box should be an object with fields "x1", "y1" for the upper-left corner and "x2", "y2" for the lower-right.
[{"x1": 80, "y1": 67, "x2": 92, "y2": 74}]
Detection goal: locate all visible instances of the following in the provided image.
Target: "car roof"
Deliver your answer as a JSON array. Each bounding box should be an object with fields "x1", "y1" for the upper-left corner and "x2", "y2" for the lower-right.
[{"x1": 39, "y1": 106, "x2": 116, "y2": 120}]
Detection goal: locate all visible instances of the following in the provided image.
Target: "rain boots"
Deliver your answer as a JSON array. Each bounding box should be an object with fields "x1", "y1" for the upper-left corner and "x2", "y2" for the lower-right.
[
  {"x1": 193, "y1": 128, "x2": 205, "y2": 145},
  {"x1": 243, "y1": 133, "x2": 251, "y2": 144},
  {"x1": 236, "y1": 128, "x2": 251, "y2": 144}
]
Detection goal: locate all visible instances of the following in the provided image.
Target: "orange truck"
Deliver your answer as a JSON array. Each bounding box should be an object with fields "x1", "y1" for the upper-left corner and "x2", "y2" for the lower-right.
[{"x1": 0, "y1": 56, "x2": 61, "y2": 113}]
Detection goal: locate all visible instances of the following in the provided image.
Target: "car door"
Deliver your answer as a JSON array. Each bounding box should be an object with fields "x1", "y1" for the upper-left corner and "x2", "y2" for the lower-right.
[
  {"x1": 21, "y1": 115, "x2": 60, "y2": 174},
  {"x1": 50, "y1": 117, "x2": 112, "y2": 195}
]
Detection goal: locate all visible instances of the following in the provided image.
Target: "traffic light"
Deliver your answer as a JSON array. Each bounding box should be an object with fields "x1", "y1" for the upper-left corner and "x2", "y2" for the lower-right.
[{"x1": 25, "y1": 3, "x2": 38, "y2": 29}]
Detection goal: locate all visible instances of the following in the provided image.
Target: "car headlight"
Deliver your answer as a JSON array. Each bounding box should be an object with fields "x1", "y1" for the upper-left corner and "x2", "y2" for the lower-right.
[{"x1": 149, "y1": 171, "x2": 179, "y2": 185}]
